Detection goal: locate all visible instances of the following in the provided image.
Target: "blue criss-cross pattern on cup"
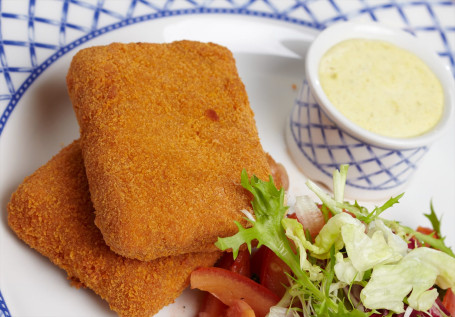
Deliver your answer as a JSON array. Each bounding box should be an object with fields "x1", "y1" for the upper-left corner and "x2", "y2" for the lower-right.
[{"x1": 288, "y1": 80, "x2": 429, "y2": 191}]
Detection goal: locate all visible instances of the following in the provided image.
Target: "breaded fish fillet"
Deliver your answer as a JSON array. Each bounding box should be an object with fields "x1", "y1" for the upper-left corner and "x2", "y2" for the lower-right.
[
  {"x1": 66, "y1": 41, "x2": 271, "y2": 261},
  {"x1": 7, "y1": 140, "x2": 220, "y2": 317}
]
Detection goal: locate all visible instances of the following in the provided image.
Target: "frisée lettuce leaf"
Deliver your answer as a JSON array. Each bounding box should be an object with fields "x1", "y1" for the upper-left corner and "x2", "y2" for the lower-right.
[{"x1": 215, "y1": 170, "x2": 343, "y2": 313}]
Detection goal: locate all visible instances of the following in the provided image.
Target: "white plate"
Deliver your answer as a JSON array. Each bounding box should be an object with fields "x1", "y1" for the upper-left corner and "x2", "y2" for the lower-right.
[{"x1": 0, "y1": 1, "x2": 454, "y2": 316}]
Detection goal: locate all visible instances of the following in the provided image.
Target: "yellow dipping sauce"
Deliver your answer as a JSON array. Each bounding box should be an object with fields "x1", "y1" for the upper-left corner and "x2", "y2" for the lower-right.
[{"x1": 318, "y1": 39, "x2": 444, "y2": 138}]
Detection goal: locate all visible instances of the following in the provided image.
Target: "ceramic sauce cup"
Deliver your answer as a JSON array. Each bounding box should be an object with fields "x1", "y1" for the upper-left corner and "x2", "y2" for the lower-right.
[{"x1": 286, "y1": 22, "x2": 454, "y2": 200}]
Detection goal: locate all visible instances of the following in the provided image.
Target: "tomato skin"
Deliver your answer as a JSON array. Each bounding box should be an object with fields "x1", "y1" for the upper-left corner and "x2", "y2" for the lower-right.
[
  {"x1": 417, "y1": 226, "x2": 438, "y2": 238},
  {"x1": 256, "y1": 213, "x2": 321, "y2": 298},
  {"x1": 416, "y1": 226, "x2": 439, "y2": 248},
  {"x1": 225, "y1": 300, "x2": 256, "y2": 317},
  {"x1": 251, "y1": 245, "x2": 267, "y2": 280},
  {"x1": 259, "y1": 246, "x2": 292, "y2": 298},
  {"x1": 288, "y1": 211, "x2": 324, "y2": 240},
  {"x1": 229, "y1": 250, "x2": 251, "y2": 277},
  {"x1": 266, "y1": 153, "x2": 289, "y2": 191},
  {"x1": 443, "y1": 288, "x2": 455, "y2": 316},
  {"x1": 198, "y1": 250, "x2": 251, "y2": 316},
  {"x1": 191, "y1": 267, "x2": 280, "y2": 317},
  {"x1": 198, "y1": 293, "x2": 228, "y2": 317},
  {"x1": 216, "y1": 252, "x2": 235, "y2": 269},
  {"x1": 216, "y1": 249, "x2": 251, "y2": 277}
]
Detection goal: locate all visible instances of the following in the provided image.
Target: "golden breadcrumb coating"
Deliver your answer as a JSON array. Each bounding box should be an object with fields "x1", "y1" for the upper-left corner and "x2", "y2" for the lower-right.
[
  {"x1": 66, "y1": 41, "x2": 271, "y2": 261},
  {"x1": 7, "y1": 140, "x2": 220, "y2": 317}
]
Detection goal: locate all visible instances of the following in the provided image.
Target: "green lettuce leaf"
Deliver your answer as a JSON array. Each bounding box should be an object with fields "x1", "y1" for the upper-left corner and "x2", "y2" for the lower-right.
[
  {"x1": 368, "y1": 220, "x2": 408, "y2": 258},
  {"x1": 334, "y1": 252, "x2": 364, "y2": 284},
  {"x1": 311, "y1": 213, "x2": 363, "y2": 259},
  {"x1": 341, "y1": 221, "x2": 407, "y2": 272},
  {"x1": 360, "y1": 247, "x2": 455, "y2": 313},
  {"x1": 282, "y1": 217, "x2": 322, "y2": 281}
]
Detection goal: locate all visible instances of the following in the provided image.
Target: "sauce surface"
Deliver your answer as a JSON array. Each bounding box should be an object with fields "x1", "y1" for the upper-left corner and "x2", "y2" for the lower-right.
[{"x1": 318, "y1": 39, "x2": 444, "y2": 138}]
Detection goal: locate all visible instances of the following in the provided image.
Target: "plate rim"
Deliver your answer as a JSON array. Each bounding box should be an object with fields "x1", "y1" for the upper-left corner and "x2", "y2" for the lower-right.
[{"x1": 1, "y1": 1, "x2": 455, "y2": 137}]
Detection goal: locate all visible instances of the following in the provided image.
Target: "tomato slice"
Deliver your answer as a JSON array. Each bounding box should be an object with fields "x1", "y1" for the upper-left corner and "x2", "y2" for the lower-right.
[
  {"x1": 198, "y1": 293, "x2": 228, "y2": 317},
  {"x1": 266, "y1": 153, "x2": 289, "y2": 191},
  {"x1": 443, "y1": 288, "x2": 455, "y2": 316},
  {"x1": 230, "y1": 249, "x2": 251, "y2": 277},
  {"x1": 216, "y1": 249, "x2": 251, "y2": 276},
  {"x1": 225, "y1": 299, "x2": 256, "y2": 317},
  {"x1": 288, "y1": 211, "x2": 324, "y2": 240},
  {"x1": 191, "y1": 267, "x2": 280, "y2": 317},
  {"x1": 198, "y1": 250, "x2": 251, "y2": 316},
  {"x1": 251, "y1": 246, "x2": 267, "y2": 281},
  {"x1": 216, "y1": 252, "x2": 235, "y2": 269},
  {"x1": 259, "y1": 246, "x2": 292, "y2": 298},
  {"x1": 416, "y1": 226, "x2": 439, "y2": 247},
  {"x1": 417, "y1": 226, "x2": 438, "y2": 237}
]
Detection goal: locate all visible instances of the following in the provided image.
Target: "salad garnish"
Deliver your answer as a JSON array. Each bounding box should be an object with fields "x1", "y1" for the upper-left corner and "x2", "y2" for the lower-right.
[{"x1": 214, "y1": 165, "x2": 455, "y2": 316}]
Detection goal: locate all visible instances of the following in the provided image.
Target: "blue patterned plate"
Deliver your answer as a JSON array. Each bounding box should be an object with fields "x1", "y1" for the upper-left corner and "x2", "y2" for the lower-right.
[{"x1": 0, "y1": 1, "x2": 454, "y2": 316}]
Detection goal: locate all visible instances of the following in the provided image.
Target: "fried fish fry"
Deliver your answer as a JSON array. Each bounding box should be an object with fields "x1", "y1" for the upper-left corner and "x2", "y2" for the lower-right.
[
  {"x1": 7, "y1": 140, "x2": 220, "y2": 317},
  {"x1": 66, "y1": 41, "x2": 271, "y2": 261}
]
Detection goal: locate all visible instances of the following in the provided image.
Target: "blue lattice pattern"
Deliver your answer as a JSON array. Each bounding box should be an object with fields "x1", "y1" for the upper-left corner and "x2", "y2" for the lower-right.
[
  {"x1": 0, "y1": 0, "x2": 455, "y2": 135},
  {"x1": 0, "y1": 0, "x2": 454, "y2": 315},
  {"x1": 0, "y1": 290, "x2": 9, "y2": 317},
  {"x1": 288, "y1": 80, "x2": 429, "y2": 191}
]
